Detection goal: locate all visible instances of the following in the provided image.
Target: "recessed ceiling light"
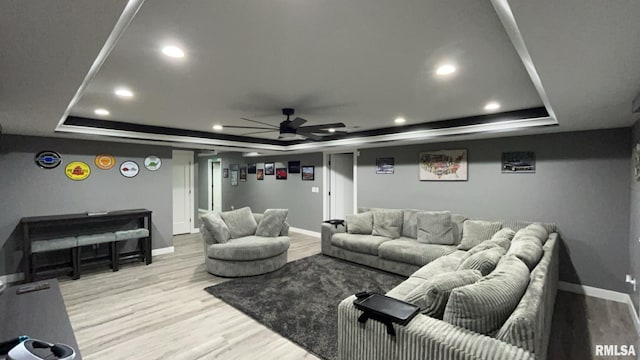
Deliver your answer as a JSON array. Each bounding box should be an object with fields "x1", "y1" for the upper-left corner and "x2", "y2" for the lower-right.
[
  {"x1": 436, "y1": 64, "x2": 456, "y2": 76},
  {"x1": 484, "y1": 102, "x2": 501, "y2": 111},
  {"x1": 212, "y1": 125, "x2": 223, "y2": 131},
  {"x1": 328, "y1": 128, "x2": 336, "y2": 133},
  {"x1": 94, "y1": 108, "x2": 110, "y2": 116},
  {"x1": 394, "y1": 117, "x2": 406, "y2": 124},
  {"x1": 162, "y1": 46, "x2": 184, "y2": 58},
  {"x1": 114, "y1": 88, "x2": 133, "y2": 98}
]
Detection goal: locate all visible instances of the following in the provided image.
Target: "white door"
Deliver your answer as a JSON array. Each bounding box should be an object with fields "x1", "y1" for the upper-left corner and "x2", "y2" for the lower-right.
[
  {"x1": 210, "y1": 160, "x2": 222, "y2": 212},
  {"x1": 173, "y1": 150, "x2": 194, "y2": 235},
  {"x1": 329, "y1": 153, "x2": 354, "y2": 219}
]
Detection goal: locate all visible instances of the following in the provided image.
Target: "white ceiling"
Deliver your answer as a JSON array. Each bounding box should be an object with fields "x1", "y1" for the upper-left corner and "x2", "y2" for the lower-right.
[{"x1": 2, "y1": 0, "x2": 640, "y2": 152}]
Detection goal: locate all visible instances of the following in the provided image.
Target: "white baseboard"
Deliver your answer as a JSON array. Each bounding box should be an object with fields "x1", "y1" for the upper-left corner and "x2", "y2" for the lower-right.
[
  {"x1": 289, "y1": 227, "x2": 321, "y2": 237},
  {"x1": 198, "y1": 208, "x2": 209, "y2": 214},
  {"x1": 191, "y1": 227, "x2": 200, "y2": 234},
  {"x1": 0, "y1": 272, "x2": 24, "y2": 284},
  {"x1": 151, "y1": 246, "x2": 175, "y2": 256},
  {"x1": 559, "y1": 281, "x2": 640, "y2": 335}
]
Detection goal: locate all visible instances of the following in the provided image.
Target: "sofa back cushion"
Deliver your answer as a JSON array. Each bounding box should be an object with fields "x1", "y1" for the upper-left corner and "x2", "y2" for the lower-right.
[
  {"x1": 402, "y1": 209, "x2": 420, "y2": 238},
  {"x1": 372, "y1": 209, "x2": 403, "y2": 239},
  {"x1": 451, "y1": 214, "x2": 468, "y2": 244},
  {"x1": 443, "y1": 255, "x2": 530, "y2": 334},
  {"x1": 417, "y1": 211, "x2": 455, "y2": 245},
  {"x1": 255, "y1": 209, "x2": 288, "y2": 237},
  {"x1": 220, "y1": 207, "x2": 258, "y2": 239},
  {"x1": 458, "y1": 246, "x2": 506, "y2": 276},
  {"x1": 457, "y1": 220, "x2": 503, "y2": 250},
  {"x1": 201, "y1": 212, "x2": 231, "y2": 244},
  {"x1": 507, "y1": 239, "x2": 544, "y2": 270},
  {"x1": 346, "y1": 212, "x2": 373, "y2": 234},
  {"x1": 404, "y1": 269, "x2": 482, "y2": 319}
]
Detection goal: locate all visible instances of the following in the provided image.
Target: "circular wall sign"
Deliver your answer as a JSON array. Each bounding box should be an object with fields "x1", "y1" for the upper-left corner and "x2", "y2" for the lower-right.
[
  {"x1": 144, "y1": 155, "x2": 162, "y2": 171},
  {"x1": 65, "y1": 161, "x2": 91, "y2": 181},
  {"x1": 35, "y1": 151, "x2": 62, "y2": 169},
  {"x1": 120, "y1": 161, "x2": 140, "y2": 178},
  {"x1": 95, "y1": 154, "x2": 116, "y2": 170}
]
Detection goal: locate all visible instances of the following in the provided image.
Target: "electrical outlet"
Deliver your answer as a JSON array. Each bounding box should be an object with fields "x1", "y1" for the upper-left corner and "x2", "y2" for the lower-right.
[{"x1": 626, "y1": 274, "x2": 637, "y2": 292}]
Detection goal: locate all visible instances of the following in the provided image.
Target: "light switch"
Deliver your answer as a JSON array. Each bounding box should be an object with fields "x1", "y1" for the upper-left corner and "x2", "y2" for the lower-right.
[{"x1": 311, "y1": 187, "x2": 319, "y2": 193}]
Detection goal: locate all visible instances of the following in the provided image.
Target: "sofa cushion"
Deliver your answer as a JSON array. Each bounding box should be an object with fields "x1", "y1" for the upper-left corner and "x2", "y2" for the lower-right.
[
  {"x1": 417, "y1": 211, "x2": 455, "y2": 245},
  {"x1": 514, "y1": 223, "x2": 549, "y2": 244},
  {"x1": 443, "y1": 255, "x2": 530, "y2": 334},
  {"x1": 372, "y1": 209, "x2": 403, "y2": 239},
  {"x1": 457, "y1": 220, "x2": 503, "y2": 251},
  {"x1": 331, "y1": 233, "x2": 391, "y2": 256},
  {"x1": 386, "y1": 276, "x2": 428, "y2": 301},
  {"x1": 458, "y1": 246, "x2": 506, "y2": 276},
  {"x1": 467, "y1": 228, "x2": 515, "y2": 255},
  {"x1": 451, "y1": 214, "x2": 468, "y2": 244},
  {"x1": 378, "y1": 239, "x2": 457, "y2": 266},
  {"x1": 255, "y1": 209, "x2": 288, "y2": 237},
  {"x1": 411, "y1": 250, "x2": 470, "y2": 280},
  {"x1": 346, "y1": 212, "x2": 373, "y2": 234},
  {"x1": 402, "y1": 209, "x2": 420, "y2": 238},
  {"x1": 207, "y1": 236, "x2": 289, "y2": 261},
  {"x1": 405, "y1": 269, "x2": 483, "y2": 319},
  {"x1": 201, "y1": 212, "x2": 231, "y2": 244},
  {"x1": 507, "y1": 239, "x2": 544, "y2": 270},
  {"x1": 220, "y1": 207, "x2": 258, "y2": 239}
]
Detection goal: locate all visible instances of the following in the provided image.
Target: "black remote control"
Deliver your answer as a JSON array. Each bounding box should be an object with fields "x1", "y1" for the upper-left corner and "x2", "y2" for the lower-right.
[
  {"x1": 355, "y1": 291, "x2": 370, "y2": 299},
  {"x1": 16, "y1": 282, "x2": 50, "y2": 295}
]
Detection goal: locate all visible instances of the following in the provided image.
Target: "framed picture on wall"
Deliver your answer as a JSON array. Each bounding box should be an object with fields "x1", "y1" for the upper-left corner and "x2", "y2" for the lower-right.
[
  {"x1": 288, "y1": 161, "x2": 301, "y2": 174},
  {"x1": 501, "y1": 151, "x2": 535, "y2": 173},
  {"x1": 376, "y1": 157, "x2": 394, "y2": 174},
  {"x1": 223, "y1": 168, "x2": 229, "y2": 178},
  {"x1": 276, "y1": 168, "x2": 287, "y2": 180},
  {"x1": 264, "y1": 162, "x2": 275, "y2": 175},
  {"x1": 240, "y1": 167, "x2": 247, "y2": 181},
  {"x1": 257, "y1": 168, "x2": 264, "y2": 180},
  {"x1": 230, "y1": 170, "x2": 238, "y2": 186},
  {"x1": 419, "y1": 149, "x2": 467, "y2": 181},
  {"x1": 248, "y1": 163, "x2": 257, "y2": 174},
  {"x1": 302, "y1": 166, "x2": 315, "y2": 181}
]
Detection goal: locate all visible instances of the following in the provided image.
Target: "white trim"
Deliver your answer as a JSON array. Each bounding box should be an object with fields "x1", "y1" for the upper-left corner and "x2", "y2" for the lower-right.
[
  {"x1": 0, "y1": 272, "x2": 25, "y2": 284},
  {"x1": 198, "y1": 208, "x2": 209, "y2": 214},
  {"x1": 559, "y1": 281, "x2": 640, "y2": 335},
  {"x1": 322, "y1": 153, "x2": 329, "y2": 220},
  {"x1": 289, "y1": 227, "x2": 321, "y2": 238},
  {"x1": 191, "y1": 228, "x2": 200, "y2": 234},
  {"x1": 172, "y1": 150, "x2": 195, "y2": 235},
  {"x1": 151, "y1": 246, "x2": 175, "y2": 256},
  {"x1": 353, "y1": 151, "x2": 358, "y2": 213}
]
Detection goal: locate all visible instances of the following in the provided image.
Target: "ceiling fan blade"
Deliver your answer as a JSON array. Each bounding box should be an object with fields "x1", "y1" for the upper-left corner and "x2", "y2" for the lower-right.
[
  {"x1": 221, "y1": 125, "x2": 275, "y2": 130},
  {"x1": 313, "y1": 129, "x2": 348, "y2": 135},
  {"x1": 240, "y1": 118, "x2": 280, "y2": 129},
  {"x1": 297, "y1": 132, "x2": 323, "y2": 141},
  {"x1": 289, "y1": 117, "x2": 307, "y2": 129},
  {"x1": 298, "y1": 122, "x2": 346, "y2": 131},
  {"x1": 241, "y1": 130, "x2": 279, "y2": 136}
]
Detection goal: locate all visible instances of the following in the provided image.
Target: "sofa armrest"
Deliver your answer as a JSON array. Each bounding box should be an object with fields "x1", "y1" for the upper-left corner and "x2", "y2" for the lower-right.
[
  {"x1": 321, "y1": 222, "x2": 346, "y2": 254},
  {"x1": 338, "y1": 296, "x2": 534, "y2": 360}
]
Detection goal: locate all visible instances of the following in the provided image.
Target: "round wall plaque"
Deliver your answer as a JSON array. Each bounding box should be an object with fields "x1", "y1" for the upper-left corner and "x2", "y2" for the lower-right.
[
  {"x1": 35, "y1": 151, "x2": 62, "y2": 169},
  {"x1": 120, "y1": 161, "x2": 140, "y2": 178},
  {"x1": 65, "y1": 161, "x2": 91, "y2": 181},
  {"x1": 144, "y1": 155, "x2": 162, "y2": 171},
  {"x1": 95, "y1": 154, "x2": 116, "y2": 170}
]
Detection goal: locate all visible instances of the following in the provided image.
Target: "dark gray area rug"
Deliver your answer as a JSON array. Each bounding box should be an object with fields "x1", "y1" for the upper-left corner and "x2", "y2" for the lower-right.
[{"x1": 204, "y1": 254, "x2": 405, "y2": 360}]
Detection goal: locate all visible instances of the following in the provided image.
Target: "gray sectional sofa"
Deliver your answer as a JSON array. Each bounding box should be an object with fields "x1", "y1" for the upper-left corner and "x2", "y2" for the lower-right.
[{"x1": 322, "y1": 208, "x2": 559, "y2": 360}]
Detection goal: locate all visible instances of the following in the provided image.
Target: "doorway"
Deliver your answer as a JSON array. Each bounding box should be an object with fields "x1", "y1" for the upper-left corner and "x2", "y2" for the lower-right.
[
  {"x1": 209, "y1": 159, "x2": 222, "y2": 213},
  {"x1": 172, "y1": 150, "x2": 194, "y2": 235},
  {"x1": 325, "y1": 152, "x2": 356, "y2": 219}
]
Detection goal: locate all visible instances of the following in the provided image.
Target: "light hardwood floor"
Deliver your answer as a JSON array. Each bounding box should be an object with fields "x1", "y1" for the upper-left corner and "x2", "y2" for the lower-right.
[{"x1": 58, "y1": 233, "x2": 638, "y2": 360}]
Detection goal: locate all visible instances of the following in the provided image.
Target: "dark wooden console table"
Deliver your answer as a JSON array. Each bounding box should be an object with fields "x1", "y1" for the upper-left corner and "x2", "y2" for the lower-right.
[
  {"x1": 20, "y1": 209, "x2": 152, "y2": 283},
  {"x1": 0, "y1": 279, "x2": 82, "y2": 359}
]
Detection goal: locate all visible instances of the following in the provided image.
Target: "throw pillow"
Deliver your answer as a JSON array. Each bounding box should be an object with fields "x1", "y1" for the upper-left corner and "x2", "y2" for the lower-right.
[
  {"x1": 404, "y1": 269, "x2": 482, "y2": 319},
  {"x1": 458, "y1": 246, "x2": 506, "y2": 276},
  {"x1": 457, "y1": 220, "x2": 503, "y2": 251},
  {"x1": 417, "y1": 211, "x2": 455, "y2": 245},
  {"x1": 402, "y1": 209, "x2": 421, "y2": 238},
  {"x1": 346, "y1": 212, "x2": 373, "y2": 234},
  {"x1": 451, "y1": 214, "x2": 468, "y2": 244},
  {"x1": 443, "y1": 255, "x2": 530, "y2": 334},
  {"x1": 467, "y1": 241, "x2": 501, "y2": 255},
  {"x1": 255, "y1": 209, "x2": 288, "y2": 237},
  {"x1": 372, "y1": 209, "x2": 403, "y2": 239},
  {"x1": 513, "y1": 223, "x2": 548, "y2": 246},
  {"x1": 200, "y1": 212, "x2": 231, "y2": 244},
  {"x1": 507, "y1": 239, "x2": 543, "y2": 270},
  {"x1": 220, "y1": 207, "x2": 258, "y2": 239}
]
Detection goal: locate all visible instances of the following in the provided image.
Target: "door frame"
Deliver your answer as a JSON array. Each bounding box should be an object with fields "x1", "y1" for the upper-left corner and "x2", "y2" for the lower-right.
[
  {"x1": 207, "y1": 158, "x2": 223, "y2": 213},
  {"x1": 172, "y1": 149, "x2": 196, "y2": 234},
  {"x1": 323, "y1": 150, "x2": 358, "y2": 220}
]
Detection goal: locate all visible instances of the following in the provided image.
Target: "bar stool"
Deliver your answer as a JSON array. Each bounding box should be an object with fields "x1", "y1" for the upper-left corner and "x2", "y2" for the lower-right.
[
  {"x1": 113, "y1": 228, "x2": 150, "y2": 270},
  {"x1": 31, "y1": 237, "x2": 79, "y2": 280},
  {"x1": 76, "y1": 232, "x2": 117, "y2": 277}
]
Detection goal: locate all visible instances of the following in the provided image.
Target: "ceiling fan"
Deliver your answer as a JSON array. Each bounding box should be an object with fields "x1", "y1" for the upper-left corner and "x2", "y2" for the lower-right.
[{"x1": 221, "y1": 108, "x2": 347, "y2": 140}]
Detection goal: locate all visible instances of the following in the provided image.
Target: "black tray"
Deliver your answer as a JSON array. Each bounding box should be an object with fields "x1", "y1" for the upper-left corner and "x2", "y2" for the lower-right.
[{"x1": 353, "y1": 293, "x2": 420, "y2": 335}]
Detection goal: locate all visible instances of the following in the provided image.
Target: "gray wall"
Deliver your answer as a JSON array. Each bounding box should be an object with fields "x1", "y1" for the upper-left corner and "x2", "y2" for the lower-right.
[
  {"x1": 630, "y1": 121, "x2": 640, "y2": 311},
  {"x1": 358, "y1": 128, "x2": 631, "y2": 292},
  {"x1": 0, "y1": 135, "x2": 173, "y2": 276},
  {"x1": 218, "y1": 152, "x2": 324, "y2": 232}
]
